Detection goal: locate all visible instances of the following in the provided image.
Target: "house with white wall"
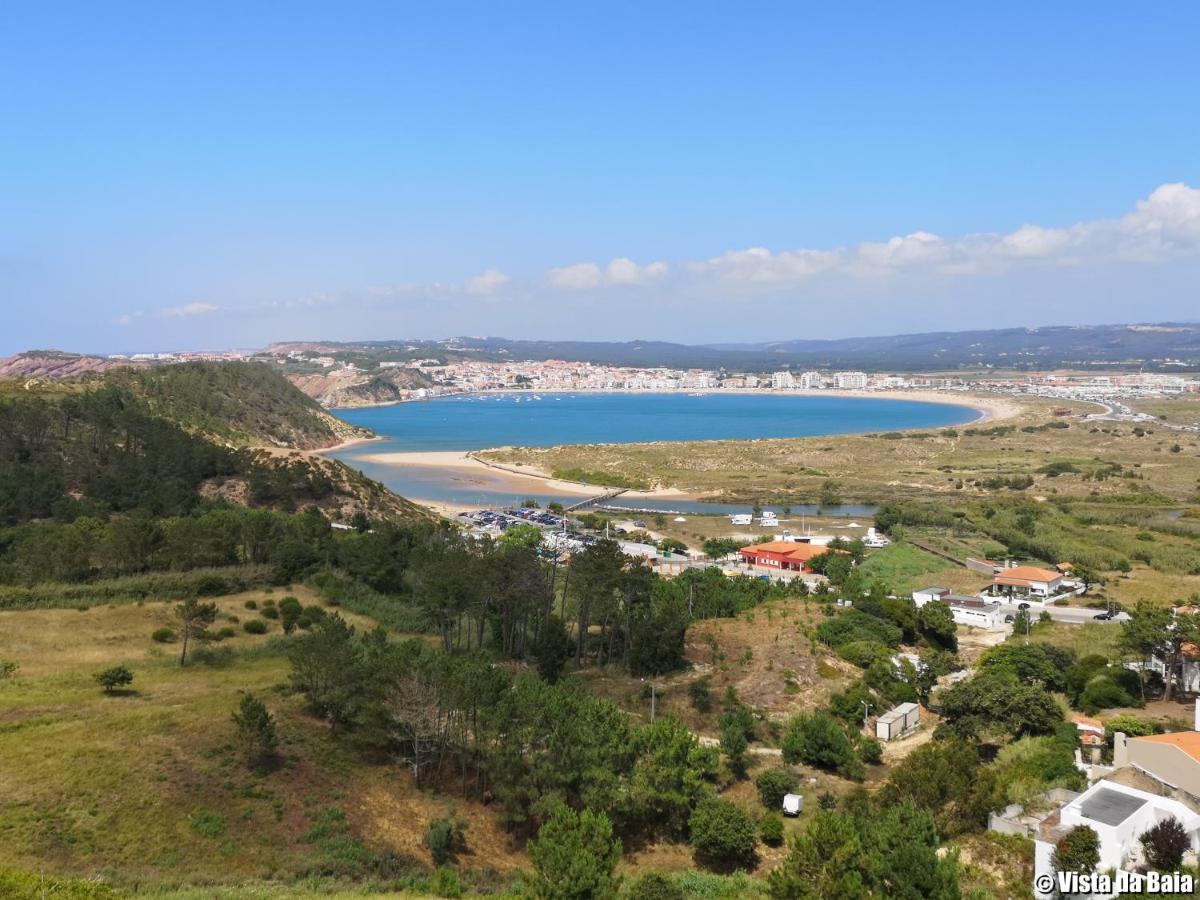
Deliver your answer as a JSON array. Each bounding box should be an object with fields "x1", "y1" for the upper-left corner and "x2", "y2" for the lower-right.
[
  {"x1": 1032, "y1": 780, "x2": 1200, "y2": 898},
  {"x1": 912, "y1": 587, "x2": 1004, "y2": 630}
]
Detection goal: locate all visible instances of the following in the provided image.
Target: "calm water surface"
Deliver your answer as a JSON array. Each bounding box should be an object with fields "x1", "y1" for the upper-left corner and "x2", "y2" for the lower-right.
[{"x1": 330, "y1": 392, "x2": 976, "y2": 510}]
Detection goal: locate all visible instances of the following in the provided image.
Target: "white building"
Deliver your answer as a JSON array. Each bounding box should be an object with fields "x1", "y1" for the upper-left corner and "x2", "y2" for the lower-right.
[
  {"x1": 913, "y1": 587, "x2": 1005, "y2": 629},
  {"x1": 833, "y1": 371, "x2": 868, "y2": 389},
  {"x1": 1032, "y1": 780, "x2": 1200, "y2": 898},
  {"x1": 875, "y1": 702, "x2": 920, "y2": 741},
  {"x1": 799, "y1": 370, "x2": 825, "y2": 389},
  {"x1": 771, "y1": 370, "x2": 795, "y2": 390}
]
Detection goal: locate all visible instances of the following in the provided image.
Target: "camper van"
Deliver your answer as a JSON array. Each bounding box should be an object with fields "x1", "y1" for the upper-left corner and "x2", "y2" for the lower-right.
[
  {"x1": 782, "y1": 793, "x2": 803, "y2": 817},
  {"x1": 758, "y1": 511, "x2": 779, "y2": 526},
  {"x1": 729, "y1": 513, "x2": 752, "y2": 526},
  {"x1": 863, "y1": 527, "x2": 890, "y2": 549}
]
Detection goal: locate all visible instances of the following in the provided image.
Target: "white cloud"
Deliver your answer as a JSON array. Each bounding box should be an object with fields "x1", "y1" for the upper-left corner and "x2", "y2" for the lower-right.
[
  {"x1": 687, "y1": 246, "x2": 843, "y2": 283},
  {"x1": 605, "y1": 257, "x2": 668, "y2": 285},
  {"x1": 116, "y1": 311, "x2": 144, "y2": 326},
  {"x1": 681, "y1": 182, "x2": 1200, "y2": 288},
  {"x1": 464, "y1": 268, "x2": 510, "y2": 295},
  {"x1": 545, "y1": 262, "x2": 602, "y2": 290},
  {"x1": 158, "y1": 301, "x2": 218, "y2": 319}
]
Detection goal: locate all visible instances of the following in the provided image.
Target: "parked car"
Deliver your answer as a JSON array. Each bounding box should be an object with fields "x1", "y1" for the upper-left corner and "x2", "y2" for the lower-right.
[
  {"x1": 1093, "y1": 611, "x2": 1113, "y2": 620},
  {"x1": 1004, "y1": 614, "x2": 1015, "y2": 624},
  {"x1": 1017, "y1": 602, "x2": 1031, "y2": 611}
]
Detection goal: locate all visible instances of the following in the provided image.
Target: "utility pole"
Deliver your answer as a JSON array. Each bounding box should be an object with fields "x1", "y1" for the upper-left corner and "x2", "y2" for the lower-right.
[{"x1": 860, "y1": 700, "x2": 872, "y2": 731}]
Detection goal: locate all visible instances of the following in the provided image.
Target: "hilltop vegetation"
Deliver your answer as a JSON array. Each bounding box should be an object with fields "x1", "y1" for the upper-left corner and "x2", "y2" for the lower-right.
[{"x1": 108, "y1": 361, "x2": 369, "y2": 449}]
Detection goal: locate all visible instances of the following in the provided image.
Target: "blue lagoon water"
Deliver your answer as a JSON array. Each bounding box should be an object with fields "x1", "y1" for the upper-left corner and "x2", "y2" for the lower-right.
[{"x1": 329, "y1": 392, "x2": 976, "y2": 511}]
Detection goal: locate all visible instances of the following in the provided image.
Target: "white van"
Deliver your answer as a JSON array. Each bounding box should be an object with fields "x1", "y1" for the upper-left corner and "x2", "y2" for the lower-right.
[{"x1": 782, "y1": 793, "x2": 803, "y2": 817}]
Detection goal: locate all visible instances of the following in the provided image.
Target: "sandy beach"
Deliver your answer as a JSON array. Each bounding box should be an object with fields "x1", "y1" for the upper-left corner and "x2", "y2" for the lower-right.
[{"x1": 354, "y1": 449, "x2": 690, "y2": 503}]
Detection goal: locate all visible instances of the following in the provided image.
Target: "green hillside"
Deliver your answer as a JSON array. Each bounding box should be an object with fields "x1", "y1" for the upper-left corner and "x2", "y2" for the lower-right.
[{"x1": 107, "y1": 361, "x2": 370, "y2": 450}]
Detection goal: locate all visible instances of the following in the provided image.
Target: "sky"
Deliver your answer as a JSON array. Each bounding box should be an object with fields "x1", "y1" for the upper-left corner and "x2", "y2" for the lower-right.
[{"x1": 2, "y1": 2, "x2": 1199, "y2": 354}]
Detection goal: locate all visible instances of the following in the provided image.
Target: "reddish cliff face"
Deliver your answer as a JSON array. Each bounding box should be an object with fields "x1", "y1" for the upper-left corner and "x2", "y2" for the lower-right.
[
  {"x1": 286, "y1": 367, "x2": 433, "y2": 407},
  {"x1": 0, "y1": 351, "x2": 153, "y2": 380}
]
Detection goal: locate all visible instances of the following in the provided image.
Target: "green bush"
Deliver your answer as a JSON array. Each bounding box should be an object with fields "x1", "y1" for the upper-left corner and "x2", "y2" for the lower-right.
[
  {"x1": 0, "y1": 565, "x2": 272, "y2": 611},
  {"x1": 689, "y1": 676, "x2": 713, "y2": 713},
  {"x1": 215, "y1": 626, "x2": 237, "y2": 640},
  {"x1": 151, "y1": 627, "x2": 176, "y2": 643},
  {"x1": 188, "y1": 808, "x2": 226, "y2": 839},
  {"x1": 759, "y1": 812, "x2": 785, "y2": 846},
  {"x1": 688, "y1": 797, "x2": 757, "y2": 868},
  {"x1": 755, "y1": 767, "x2": 797, "y2": 810},
  {"x1": 425, "y1": 816, "x2": 467, "y2": 866},
  {"x1": 244, "y1": 599, "x2": 258, "y2": 609},
  {"x1": 243, "y1": 619, "x2": 268, "y2": 634},
  {"x1": 261, "y1": 605, "x2": 280, "y2": 620},
  {"x1": 1104, "y1": 714, "x2": 1158, "y2": 738},
  {"x1": 96, "y1": 665, "x2": 133, "y2": 693},
  {"x1": 782, "y1": 711, "x2": 864, "y2": 780},
  {"x1": 626, "y1": 872, "x2": 685, "y2": 900}
]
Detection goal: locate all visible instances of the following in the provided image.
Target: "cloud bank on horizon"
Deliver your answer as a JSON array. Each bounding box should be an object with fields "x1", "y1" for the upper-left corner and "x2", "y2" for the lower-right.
[{"x1": 113, "y1": 181, "x2": 1200, "y2": 346}]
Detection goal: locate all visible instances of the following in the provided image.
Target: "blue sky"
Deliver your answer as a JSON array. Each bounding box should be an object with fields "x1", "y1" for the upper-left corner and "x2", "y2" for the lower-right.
[{"x1": 2, "y1": 2, "x2": 1198, "y2": 353}]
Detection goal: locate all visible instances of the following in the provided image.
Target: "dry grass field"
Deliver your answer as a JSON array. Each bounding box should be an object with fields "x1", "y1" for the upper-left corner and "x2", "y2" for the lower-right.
[{"x1": 0, "y1": 590, "x2": 527, "y2": 894}]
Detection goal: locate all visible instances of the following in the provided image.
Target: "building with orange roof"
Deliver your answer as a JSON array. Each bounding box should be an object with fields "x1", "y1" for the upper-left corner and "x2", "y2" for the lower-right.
[
  {"x1": 1113, "y1": 702, "x2": 1200, "y2": 803},
  {"x1": 1072, "y1": 714, "x2": 1106, "y2": 747},
  {"x1": 738, "y1": 540, "x2": 839, "y2": 573},
  {"x1": 989, "y1": 564, "x2": 1065, "y2": 601}
]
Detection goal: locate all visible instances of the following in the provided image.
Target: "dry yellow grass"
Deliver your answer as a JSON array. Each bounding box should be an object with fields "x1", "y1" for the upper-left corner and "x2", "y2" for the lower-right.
[{"x1": 0, "y1": 591, "x2": 528, "y2": 890}]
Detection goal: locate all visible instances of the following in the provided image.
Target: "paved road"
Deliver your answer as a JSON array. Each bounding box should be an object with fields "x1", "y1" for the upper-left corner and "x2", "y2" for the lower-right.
[{"x1": 995, "y1": 601, "x2": 1128, "y2": 625}]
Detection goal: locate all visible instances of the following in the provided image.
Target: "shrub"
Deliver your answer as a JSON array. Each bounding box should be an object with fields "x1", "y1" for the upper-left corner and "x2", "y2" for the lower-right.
[
  {"x1": 759, "y1": 812, "x2": 785, "y2": 846},
  {"x1": 626, "y1": 872, "x2": 684, "y2": 900},
  {"x1": 232, "y1": 694, "x2": 278, "y2": 769},
  {"x1": 1077, "y1": 677, "x2": 1136, "y2": 715},
  {"x1": 0, "y1": 660, "x2": 17, "y2": 679},
  {"x1": 244, "y1": 599, "x2": 258, "y2": 609},
  {"x1": 151, "y1": 627, "x2": 176, "y2": 643},
  {"x1": 528, "y1": 806, "x2": 621, "y2": 900},
  {"x1": 1140, "y1": 816, "x2": 1189, "y2": 871},
  {"x1": 243, "y1": 619, "x2": 268, "y2": 634},
  {"x1": 689, "y1": 676, "x2": 713, "y2": 713},
  {"x1": 425, "y1": 816, "x2": 467, "y2": 866},
  {"x1": 782, "y1": 711, "x2": 864, "y2": 780},
  {"x1": 688, "y1": 797, "x2": 757, "y2": 869},
  {"x1": 428, "y1": 867, "x2": 463, "y2": 899},
  {"x1": 1052, "y1": 825, "x2": 1099, "y2": 875},
  {"x1": 96, "y1": 665, "x2": 133, "y2": 693},
  {"x1": 857, "y1": 736, "x2": 883, "y2": 765},
  {"x1": 261, "y1": 606, "x2": 280, "y2": 620},
  {"x1": 189, "y1": 808, "x2": 226, "y2": 839},
  {"x1": 1104, "y1": 714, "x2": 1158, "y2": 738},
  {"x1": 755, "y1": 767, "x2": 797, "y2": 810},
  {"x1": 215, "y1": 626, "x2": 237, "y2": 640}
]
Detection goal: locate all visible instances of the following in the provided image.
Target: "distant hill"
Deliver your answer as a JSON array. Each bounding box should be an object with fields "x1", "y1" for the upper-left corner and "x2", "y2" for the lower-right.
[
  {"x1": 0, "y1": 361, "x2": 427, "y2": 524},
  {"x1": 107, "y1": 361, "x2": 370, "y2": 450},
  {"x1": 267, "y1": 322, "x2": 1200, "y2": 372}
]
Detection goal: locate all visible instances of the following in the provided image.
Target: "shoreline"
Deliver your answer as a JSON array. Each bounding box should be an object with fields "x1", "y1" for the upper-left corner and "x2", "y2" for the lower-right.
[
  {"x1": 351, "y1": 449, "x2": 692, "y2": 503},
  {"x1": 331, "y1": 391, "x2": 1025, "y2": 513},
  {"x1": 329, "y1": 386, "x2": 1017, "y2": 424}
]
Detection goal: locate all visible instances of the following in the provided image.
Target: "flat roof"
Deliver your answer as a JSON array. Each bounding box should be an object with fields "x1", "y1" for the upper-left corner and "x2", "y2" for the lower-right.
[{"x1": 1078, "y1": 787, "x2": 1148, "y2": 827}]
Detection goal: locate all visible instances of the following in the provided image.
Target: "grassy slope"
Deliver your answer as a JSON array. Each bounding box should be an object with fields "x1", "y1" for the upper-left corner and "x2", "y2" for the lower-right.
[{"x1": 0, "y1": 590, "x2": 525, "y2": 892}]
